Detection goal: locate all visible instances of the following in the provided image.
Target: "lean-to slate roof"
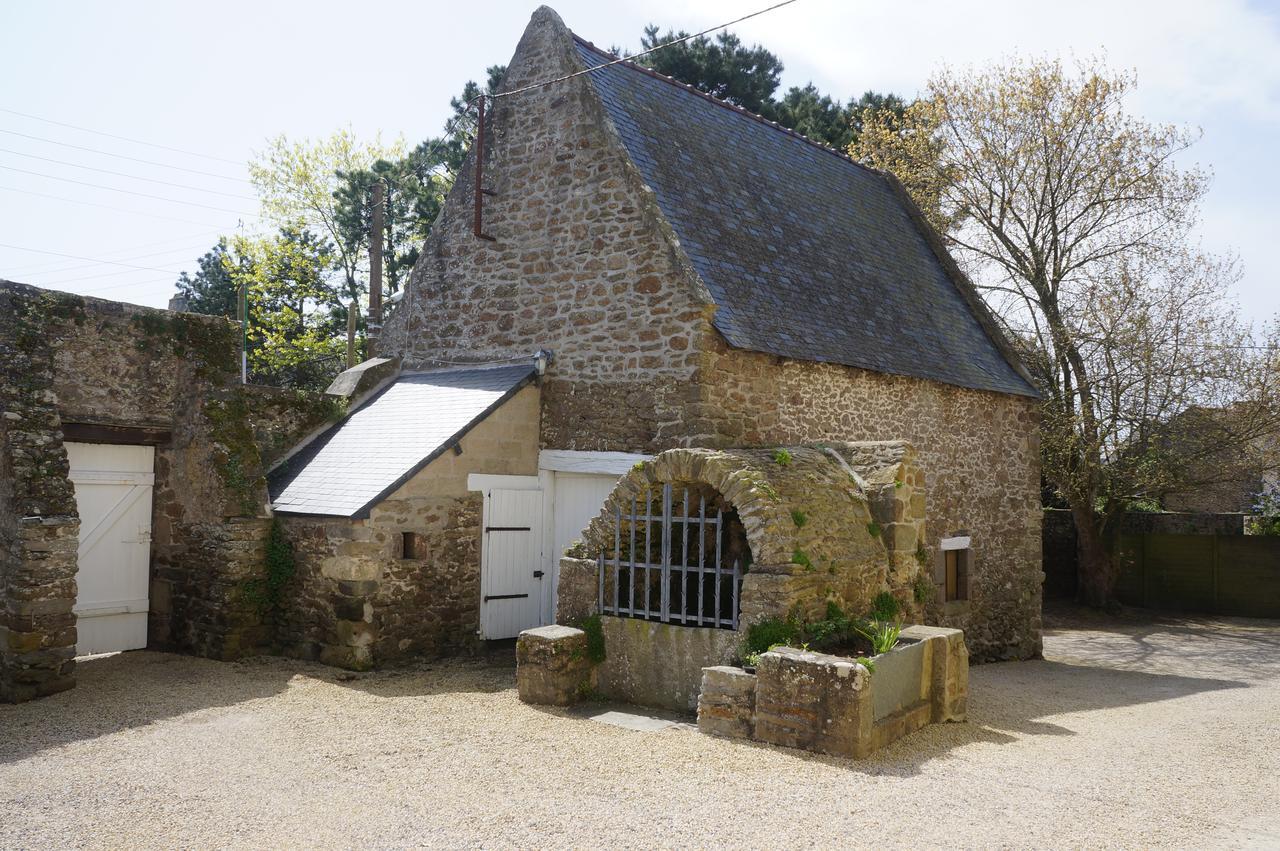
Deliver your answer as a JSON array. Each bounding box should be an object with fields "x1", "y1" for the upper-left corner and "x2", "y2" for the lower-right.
[
  {"x1": 574, "y1": 39, "x2": 1036, "y2": 397},
  {"x1": 268, "y1": 364, "x2": 536, "y2": 517}
]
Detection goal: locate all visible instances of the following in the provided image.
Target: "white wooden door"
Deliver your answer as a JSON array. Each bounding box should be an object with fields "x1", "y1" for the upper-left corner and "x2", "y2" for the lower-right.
[
  {"x1": 64, "y1": 442, "x2": 154, "y2": 655},
  {"x1": 479, "y1": 488, "x2": 545, "y2": 639},
  {"x1": 549, "y1": 472, "x2": 622, "y2": 620}
]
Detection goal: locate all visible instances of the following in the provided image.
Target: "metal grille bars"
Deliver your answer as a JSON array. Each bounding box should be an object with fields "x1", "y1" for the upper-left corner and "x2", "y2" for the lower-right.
[{"x1": 597, "y1": 483, "x2": 741, "y2": 629}]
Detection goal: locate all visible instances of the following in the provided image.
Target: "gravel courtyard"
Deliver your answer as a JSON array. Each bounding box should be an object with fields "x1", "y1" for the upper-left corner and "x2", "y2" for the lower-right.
[{"x1": 3, "y1": 608, "x2": 1278, "y2": 849}]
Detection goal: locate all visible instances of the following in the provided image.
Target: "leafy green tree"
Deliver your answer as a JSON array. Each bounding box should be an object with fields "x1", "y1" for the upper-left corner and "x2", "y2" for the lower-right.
[
  {"x1": 225, "y1": 225, "x2": 346, "y2": 388},
  {"x1": 332, "y1": 66, "x2": 507, "y2": 296},
  {"x1": 637, "y1": 26, "x2": 783, "y2": 114},
  {"x1": 174, "y1": 238, "x2": 237, "y2": 318},
  {"x1": 630, "y1": 26, "x2": 904, "y2": 150}
]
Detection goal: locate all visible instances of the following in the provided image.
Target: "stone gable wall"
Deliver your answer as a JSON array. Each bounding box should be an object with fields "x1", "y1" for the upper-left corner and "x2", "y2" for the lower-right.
[{"x1": 378, "y1": 8, "x2": 717, "y2": 453}]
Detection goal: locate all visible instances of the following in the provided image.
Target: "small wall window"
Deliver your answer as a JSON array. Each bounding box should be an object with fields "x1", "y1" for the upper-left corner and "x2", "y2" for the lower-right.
[
  {"x1": 939, "y1": 535, "x2": 971, "y2": 602},
  {"x1": 401, "y1": 531, "x2": 418, "y2": 560}
]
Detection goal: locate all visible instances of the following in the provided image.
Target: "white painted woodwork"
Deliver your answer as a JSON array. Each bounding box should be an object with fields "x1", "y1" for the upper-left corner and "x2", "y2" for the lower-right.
[
  {"x1": 537, "y1": 449, "x2": 650, "y2": 475},
  {"x1": 479, "y1": 488, "x2": 545, "y2": 639},
  {"x1": 64, "y1": 442, "x2": 154, "y2": 655}
]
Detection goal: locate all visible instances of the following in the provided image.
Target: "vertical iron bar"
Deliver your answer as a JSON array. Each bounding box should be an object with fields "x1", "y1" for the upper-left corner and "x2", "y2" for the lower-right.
[
  {"x1": 661, "y1": 484, "x2": 672, "y2": 621},
  {"x1": 698, "y1": 495, "x2": 706, "y2": 625},
  {"x1": 714, "y1": 508, "x2": 723, "y2": 626},
  {"x1": 644, "y1": 490, "x2": 652, "y2": 617},
  {"x1": 613, "y1": 504, "x2": 621, "y2": 614},
  {"x1": 629, "y1": 495, "x2": 638, "y2": 615},
  {"x1": 731, "y1": 559, "x2": 740, "y2": 629},
  {"x1": 681, "y1": 487, "x2": 689, "y2": 623},
  {"x1": 598, "y1": 552, "x2": 604, "y2": 614}
]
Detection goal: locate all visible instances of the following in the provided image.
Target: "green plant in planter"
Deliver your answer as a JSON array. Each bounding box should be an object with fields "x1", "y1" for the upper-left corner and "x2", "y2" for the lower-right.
[{"x1": 854, "y1": 619, "x2": 902, "y2": 655}]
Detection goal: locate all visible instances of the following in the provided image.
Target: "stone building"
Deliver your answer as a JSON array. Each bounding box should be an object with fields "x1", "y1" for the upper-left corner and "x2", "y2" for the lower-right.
[
  {"x1": 0, "y1": 6, "x2": 1044, "y2": 704},
  {"x1": 271, "y1": 5, "x2": 1043, "y2": 669}
]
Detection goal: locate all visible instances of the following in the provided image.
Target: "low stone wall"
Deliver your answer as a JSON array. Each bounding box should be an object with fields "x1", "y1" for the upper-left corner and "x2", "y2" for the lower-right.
[
  {"x1": 597, "y1": 616, "x2": 739, "y2": 712},
  {"x1": 696, "y1": 625, "x2": 968, "y2": 759}
]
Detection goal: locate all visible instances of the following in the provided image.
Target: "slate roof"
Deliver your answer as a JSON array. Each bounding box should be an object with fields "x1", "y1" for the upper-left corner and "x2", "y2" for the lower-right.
[
  {"x1": 269, "y1": 364, "x2": 536, "y2": 517},
  {"x1": 574, "y1": 39, "x2": 1037, "y2": 397}
]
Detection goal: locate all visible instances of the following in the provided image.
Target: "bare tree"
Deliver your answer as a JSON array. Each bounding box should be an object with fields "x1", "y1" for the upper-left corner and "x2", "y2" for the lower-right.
[{"x1": 855, "y1": 57, "x2": 1280, "y2": 606}]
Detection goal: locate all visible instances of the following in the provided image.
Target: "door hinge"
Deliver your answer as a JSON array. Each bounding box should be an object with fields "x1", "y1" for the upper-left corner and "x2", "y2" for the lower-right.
[{"x1": 484, "y1": 593, "x2": 530, "y2": 602}]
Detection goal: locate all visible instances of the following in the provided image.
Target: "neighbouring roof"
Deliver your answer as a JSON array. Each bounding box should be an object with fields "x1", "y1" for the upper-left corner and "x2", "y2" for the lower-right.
[
  {"x1": 268, "y1": 364, "x2": 536, "y2": 517},
  {"x1": 574, "y1": 38, "x2": 1037, "y2": 398}
]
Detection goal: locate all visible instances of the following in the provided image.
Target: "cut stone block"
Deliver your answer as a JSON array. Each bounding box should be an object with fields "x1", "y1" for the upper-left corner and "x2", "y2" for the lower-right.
[
  {"x1": 697, "y1": 665, "x2": 757, "y2": 739},
  {"x1": 516, "y1": 625, "x2": 594, "y2": 706}
]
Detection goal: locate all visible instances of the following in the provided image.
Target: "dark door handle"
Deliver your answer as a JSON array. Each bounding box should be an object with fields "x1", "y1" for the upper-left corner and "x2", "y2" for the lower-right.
[{"x1": 533, "y1": 570, "x2": 544, "y2": 579}]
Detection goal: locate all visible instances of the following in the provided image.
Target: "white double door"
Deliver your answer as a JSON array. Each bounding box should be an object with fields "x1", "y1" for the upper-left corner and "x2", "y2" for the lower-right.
[
  {"x1": 64, "y1": 442, "x2": 154, "y2": 655},
  {"x1": 478, "y1": 472, "x2": 621, "y2": 640}
]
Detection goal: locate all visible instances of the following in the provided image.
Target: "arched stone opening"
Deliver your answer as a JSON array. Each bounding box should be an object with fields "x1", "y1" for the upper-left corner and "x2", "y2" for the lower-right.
[{"x1": 554, "y1": 443, "x2": 928, "y2": 711}]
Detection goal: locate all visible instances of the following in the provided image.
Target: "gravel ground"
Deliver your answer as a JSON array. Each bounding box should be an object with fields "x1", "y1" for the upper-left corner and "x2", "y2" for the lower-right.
[{"x1": 3, "y1": 607, "x2": 1279, "y2": 850}]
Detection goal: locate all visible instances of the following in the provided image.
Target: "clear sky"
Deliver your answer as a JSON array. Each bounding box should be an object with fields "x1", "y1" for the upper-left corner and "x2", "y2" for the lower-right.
[{"x1": 1, "y1": 0, "x2": 1277, "y2": 323}]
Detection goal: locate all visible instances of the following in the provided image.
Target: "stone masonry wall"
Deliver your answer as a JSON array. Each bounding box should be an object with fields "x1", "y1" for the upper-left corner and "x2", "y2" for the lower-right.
[
  {"x1": 278, "y1": 384, "x2": 540, "y2": 669},
  {"x1": 700, "y1": 341, "x2": 1043, "y2": 660},
  {"x1": 378, "y1": 7, "x2": 716, "y2": 454},
  {"x1": 0, "y1": 281, "x2": 338, "y2": 700}
]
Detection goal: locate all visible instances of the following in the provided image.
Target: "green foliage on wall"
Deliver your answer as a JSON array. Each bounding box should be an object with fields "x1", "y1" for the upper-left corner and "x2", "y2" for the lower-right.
[{"x1": 243, "y1": 517, "x2": 297, "y2": 614}]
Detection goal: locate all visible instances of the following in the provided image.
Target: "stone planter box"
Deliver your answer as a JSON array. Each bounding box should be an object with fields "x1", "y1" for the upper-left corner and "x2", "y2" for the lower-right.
[{"x1": 697, "y1": 624, "x2": 967, "y2": 759}]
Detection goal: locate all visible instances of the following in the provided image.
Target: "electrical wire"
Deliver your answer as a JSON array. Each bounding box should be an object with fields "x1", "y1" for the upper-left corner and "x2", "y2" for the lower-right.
[
  {"x1": 0, "y1": 186, "x2": 235, "y2": 229},
  {"x1": 0, "y1": 106, "x2": 245, "y2": 165},
  {"x1": 0, "y1": 128, "x2": 251, "y2": 182},
  {"x1": 1, "y1": 231, "x2": 223, "y2": 275},
  {"x1": 0, "y1": 164, "x2": 258, "y2": 216},
  {"x1": 491, "y1": 0, "x2": 801, "y2": 100},
  {"x1": 0, "y1": 241, "x2": 185, "y2": 274},
  {"x1": 0, "y1": 147, "x2": 257, "y2": 199},
  {"x1": 31, "y1": 245, "x2": 222, "y2": 285}
]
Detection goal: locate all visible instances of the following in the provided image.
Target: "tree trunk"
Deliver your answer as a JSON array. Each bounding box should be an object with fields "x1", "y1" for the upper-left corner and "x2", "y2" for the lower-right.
[{"x1": 1072, "y1": 501, "x2": 1116, "y2": 607}]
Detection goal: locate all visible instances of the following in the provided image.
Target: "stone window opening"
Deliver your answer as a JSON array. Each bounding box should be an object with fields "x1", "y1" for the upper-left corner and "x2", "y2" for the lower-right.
[
  {"x1": 940, "y1": 535, "x2": 971, "y2": 602},
  {"x1": 596, "y1": 482, "x2": 749, "y2": 629},
  {"x1": 401, "y1": 531, "x2": 419, "y2": 560}
]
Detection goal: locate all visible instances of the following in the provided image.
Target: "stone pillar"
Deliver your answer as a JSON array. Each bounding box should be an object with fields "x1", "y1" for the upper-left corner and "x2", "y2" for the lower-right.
[
  {"x1": 696, "y1": 666, "x2": 756, "y2": 739},
  {"x1": 901, "y1": 624, "x2": 968, "y2": 722},
  {"x1": 1, "y1": 514, "x2": 80, "y2": 702},
  {"x1": 516, "y1": 625, "x2": 594, "y2": 705}
]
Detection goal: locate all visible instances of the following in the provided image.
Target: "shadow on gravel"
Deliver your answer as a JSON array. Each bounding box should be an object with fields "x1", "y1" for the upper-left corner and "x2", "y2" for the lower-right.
[
  {"x1": 0, "y1": 644, "x2": 519, "y2": 765},
  {"x1": 0, "y1": 651, "x2": 295, "y2": 766}
]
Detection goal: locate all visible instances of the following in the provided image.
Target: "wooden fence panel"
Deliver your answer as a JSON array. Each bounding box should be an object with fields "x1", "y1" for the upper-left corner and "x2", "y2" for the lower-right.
[
  {"x1": 1215, "y1": 537, "x2": 1280, "y2": 618},
  {"x1": 1115, "y1": 533, "x2": 1280, "y2": 618}
]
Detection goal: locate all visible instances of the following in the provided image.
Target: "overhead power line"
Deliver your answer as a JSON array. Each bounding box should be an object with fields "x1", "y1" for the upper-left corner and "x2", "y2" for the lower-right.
[
  {"x1": 0, "y1": 241, "x2": 185, "y2": 274},
  {"x1": 0, "y1": 106, "x2": 245, "y2": 165},
  {"x1": 31, "y1": 244, "x2": 221, "y2": 285},
  {"x1": 0, "y1": 128, "x2": 250, "y2": 182},
  {"x1": 492, "y1": 0, "x2": 801, "y2": 100},
  {"x1": 0, "y1": 185, "x2": 238, "y2": 228},
  {"x1": 0, "y1": 147, "x2": 256, "y2": 199},
  {"x1": 0, "y1": 164, "x2": 258, "y2": 215},
  {"x1": 2, "y1": 230, "x2": 223, "y2": 275}
]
